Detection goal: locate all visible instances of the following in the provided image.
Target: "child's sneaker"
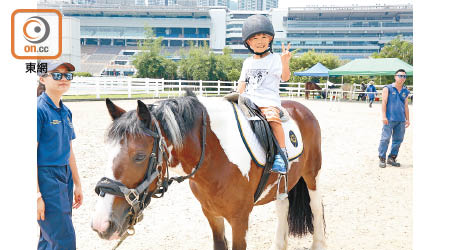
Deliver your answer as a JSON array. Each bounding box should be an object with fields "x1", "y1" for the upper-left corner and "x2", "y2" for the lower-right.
[{"x1": 272, "y1": 154, "x2": 287, "y2": 174}]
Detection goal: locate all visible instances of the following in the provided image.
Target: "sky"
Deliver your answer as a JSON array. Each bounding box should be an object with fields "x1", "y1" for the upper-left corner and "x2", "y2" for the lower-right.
[{"x1": 278, "y1": 0, "x2": 413, "y2": 8}]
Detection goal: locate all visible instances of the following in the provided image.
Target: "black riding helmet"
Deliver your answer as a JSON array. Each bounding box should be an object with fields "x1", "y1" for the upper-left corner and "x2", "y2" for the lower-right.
[{"x1": 242, "y1": 14, "x2": 275, "y2": 55}]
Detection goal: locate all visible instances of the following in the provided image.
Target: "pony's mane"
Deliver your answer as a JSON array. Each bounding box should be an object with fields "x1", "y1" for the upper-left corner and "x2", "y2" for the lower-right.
[{"x1": 107, "y1": 91, "x2": 204, "y2": 150}]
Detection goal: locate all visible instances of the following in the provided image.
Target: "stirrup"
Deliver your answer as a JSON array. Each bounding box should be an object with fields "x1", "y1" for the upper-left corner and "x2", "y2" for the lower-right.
[{"x1": 276, "y1": 174, "x2": 288, "y2": 200}]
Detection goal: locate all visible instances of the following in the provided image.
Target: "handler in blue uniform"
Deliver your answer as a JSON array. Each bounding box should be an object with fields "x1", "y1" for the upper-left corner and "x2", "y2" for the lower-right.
[
  {"x1": 37, "y1": 61, "x2": 83, "y2": 250},
  {"x1": 366, "y1": 81, "x2": 377, "y2": 108},
  {"x1": 378, "y1": 69, "x2": 410, "y2": 168}
]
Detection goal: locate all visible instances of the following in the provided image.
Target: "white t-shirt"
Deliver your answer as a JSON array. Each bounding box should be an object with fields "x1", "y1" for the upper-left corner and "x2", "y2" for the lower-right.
[{"x1": 238, "y1": 53, "x2": 283, "y2": 108}]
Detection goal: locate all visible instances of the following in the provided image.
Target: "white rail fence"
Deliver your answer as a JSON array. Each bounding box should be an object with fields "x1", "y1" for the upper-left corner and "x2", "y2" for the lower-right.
[{"x1": 65, "y1": 77, "x2": 412, "y2": 101}]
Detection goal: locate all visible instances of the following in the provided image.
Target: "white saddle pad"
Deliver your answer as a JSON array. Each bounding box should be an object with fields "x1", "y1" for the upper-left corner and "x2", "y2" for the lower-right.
[{"x1": 230, "y1": 102, "x2": 303, "y2": 167}]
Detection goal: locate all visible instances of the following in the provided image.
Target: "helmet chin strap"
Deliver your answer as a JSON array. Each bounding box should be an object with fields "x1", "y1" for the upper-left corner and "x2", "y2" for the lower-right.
[
  {"x1": 246, "y1": 41, "x2": 273, "y2": 56},
  {"x1": 254, "y1": 48, "x2": 271, "y2": 55}
]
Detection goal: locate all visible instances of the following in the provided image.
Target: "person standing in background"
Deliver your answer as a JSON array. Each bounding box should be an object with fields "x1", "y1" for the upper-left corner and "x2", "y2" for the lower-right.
[
  {"x1": 366, "y1": 81, "x2": 377, "y2": 108},
  {"x1": 378, "y1": 69, "x2": 410, "y2": 168}
]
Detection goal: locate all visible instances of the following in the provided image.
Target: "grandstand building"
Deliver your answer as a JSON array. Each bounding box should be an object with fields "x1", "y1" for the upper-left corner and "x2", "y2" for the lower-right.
[
  {"x1": 228, "y1": 5, "x2": 413, "y2": 60},
  {"x1": 38, "y1": 2, "x2": 412, "y2": 76},
  {"x1": 39, "y1": 2, "x2": 226, "y2": 75},
  {"x1": 238, "y1": 0, "x2": 278, "y2": 11},
  {"x1": 273, "y1": 5, "x2": 413, "y2": 60},
  {"x1": 197, "y1": 0, "x2": 229, "y2": 7}
]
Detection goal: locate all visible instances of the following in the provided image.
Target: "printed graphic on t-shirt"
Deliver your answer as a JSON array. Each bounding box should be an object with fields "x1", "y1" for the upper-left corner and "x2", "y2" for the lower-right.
[{"x1": 245, "y1": 69, "x2": 269, "y2": 93}]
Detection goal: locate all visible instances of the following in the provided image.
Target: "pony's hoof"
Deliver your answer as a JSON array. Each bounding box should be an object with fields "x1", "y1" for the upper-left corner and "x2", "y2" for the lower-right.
[{"x1": 310, "y1": 240, "x2": 327, "y2": 250}]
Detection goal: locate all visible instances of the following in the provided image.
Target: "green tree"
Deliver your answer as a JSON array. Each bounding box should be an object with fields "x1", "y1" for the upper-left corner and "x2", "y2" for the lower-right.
[
  {"x1": 178, "y1": 45, "x2": 243, "y2": 81},
  {"x1": 216, "y1": 47, "x2": 243, "y2": 81},
  {"x1": 162, "y1": 59, "x2": 178, "y2": 80},
  {"x1": 371, "y1": 36, "x2": 413, "y2": 85},
  {"x1": 227, "y1": 69, "x2": 241, "y2": 81},
  {"x1": 132, "y1": 26, "x2": 177, "y2": 79},
  {"x1": 178, "y1": 45, "x2": 210, "y2": 80},
  {"x1": 372, "y1": 36, "x2": 413, "y2": 65}
]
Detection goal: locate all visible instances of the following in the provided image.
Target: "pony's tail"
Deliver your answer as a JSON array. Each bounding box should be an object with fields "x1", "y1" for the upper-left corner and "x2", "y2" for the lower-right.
[{"x1": 287, "y1": 177, "x2": 314, "y2": 237}]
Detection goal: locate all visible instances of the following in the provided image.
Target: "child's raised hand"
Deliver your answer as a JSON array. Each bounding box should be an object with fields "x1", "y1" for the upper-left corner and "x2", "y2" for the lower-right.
[{"x1": 281, "y1": 43, "x2": 292, "y2": 63}]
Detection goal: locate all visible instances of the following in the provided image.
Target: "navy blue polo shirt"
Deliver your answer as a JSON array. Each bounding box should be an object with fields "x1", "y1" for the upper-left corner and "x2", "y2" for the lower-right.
[
  {"x1": 385, "y1": 83, "x2": 410, "y2": 122},
  {"x1": 37, "y1": 92, "x2": 76, "y2": 166}
]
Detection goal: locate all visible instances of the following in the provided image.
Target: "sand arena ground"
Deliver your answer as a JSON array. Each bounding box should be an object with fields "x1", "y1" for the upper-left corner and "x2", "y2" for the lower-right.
[{"x1": 65, "y1": 97, "x2": 412, "y2": 250}]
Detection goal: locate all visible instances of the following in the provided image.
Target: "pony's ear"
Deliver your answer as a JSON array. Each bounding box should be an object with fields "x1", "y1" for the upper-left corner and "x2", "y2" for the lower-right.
[
  {"x1": 106, "y1": 98, "x2": 126, "y2": 120},
  {"x1": 137, "y1": 100, "x2": 152, "y2": 126}
]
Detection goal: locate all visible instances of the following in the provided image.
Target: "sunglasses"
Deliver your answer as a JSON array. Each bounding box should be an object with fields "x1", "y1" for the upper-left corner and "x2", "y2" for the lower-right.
[
  {"x1": 44, "y1": 72, "x2": 74, "y2": 81},
  {"x1": 396, "y1": 75, "x2": 407, "y2": 79}
]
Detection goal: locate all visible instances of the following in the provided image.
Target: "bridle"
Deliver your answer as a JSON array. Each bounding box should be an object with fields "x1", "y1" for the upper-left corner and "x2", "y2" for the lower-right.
[{"x1": 94, "y1": 106, "x2": 207, "y2": 249}]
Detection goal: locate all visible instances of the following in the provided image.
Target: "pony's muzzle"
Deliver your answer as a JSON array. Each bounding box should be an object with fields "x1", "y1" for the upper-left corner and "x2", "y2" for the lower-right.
[{"x1": 91, "y1": 219, "x2": 120, "y2": 240}]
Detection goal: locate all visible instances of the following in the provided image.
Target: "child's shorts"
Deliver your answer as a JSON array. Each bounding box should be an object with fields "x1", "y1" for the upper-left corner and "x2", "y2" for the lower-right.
[{"x1": 259, "y1": 106, "x2": 281, "y2": 124}]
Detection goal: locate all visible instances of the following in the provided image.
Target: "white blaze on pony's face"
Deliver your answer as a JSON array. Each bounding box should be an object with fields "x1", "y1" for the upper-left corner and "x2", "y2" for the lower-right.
[
  {"x1": 92, "y1": 99, "x2": 160, "y2": 241},
  {"x1": 92, "y1": 98, "x2": 182, "y2": 241},
  {"x1": 92, "y1": 142, "x2": 123, "y2": 240}
]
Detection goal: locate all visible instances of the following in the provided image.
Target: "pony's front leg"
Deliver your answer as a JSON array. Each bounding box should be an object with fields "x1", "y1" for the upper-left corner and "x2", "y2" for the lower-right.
[
  {"x1": 228, "y1": 214, "x2": 250, "y2": 250},
  {"x1": 269, "y1": 198, "x2": 289, "y2": 250},
  {"x1": 202, "y1": 208, "x2": 228, "y2": 250},
  {"x1": 309, "y1": 188, "x2": 327, "y2": 250}
]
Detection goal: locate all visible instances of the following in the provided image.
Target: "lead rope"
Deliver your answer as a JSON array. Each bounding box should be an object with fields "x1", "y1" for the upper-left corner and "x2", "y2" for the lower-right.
[{"x1": 112, "y1": 226, "x2": 135, "y2": 250}]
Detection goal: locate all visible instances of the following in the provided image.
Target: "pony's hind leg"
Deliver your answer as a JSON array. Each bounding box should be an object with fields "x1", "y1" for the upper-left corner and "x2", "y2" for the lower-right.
[
  {"x1": 270, "y1": 198, "x2": 289, "y2": 250},
  {"x1": 202, "y1": 208, "x2": 228, "y2": 250},
  {"x1": 308, "y1": 186, "x2": 327, "y2": 250}
]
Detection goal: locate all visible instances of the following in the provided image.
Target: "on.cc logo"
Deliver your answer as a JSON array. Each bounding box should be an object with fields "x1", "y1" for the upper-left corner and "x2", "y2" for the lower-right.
[
  {"x1": 23, "y1": 16, "x2": 50, "y2": 44},
  {"x1": 11, "y1": 9, "x2": 62, "y2": 59}
]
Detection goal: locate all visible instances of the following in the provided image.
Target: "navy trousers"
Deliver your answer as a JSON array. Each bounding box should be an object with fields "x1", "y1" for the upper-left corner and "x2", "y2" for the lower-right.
[{"x1": 37, "y1": 166, "x2": 76, "y2": 250}]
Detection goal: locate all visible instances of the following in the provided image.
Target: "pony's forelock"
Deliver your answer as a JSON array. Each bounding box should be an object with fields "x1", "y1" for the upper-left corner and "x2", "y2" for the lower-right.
[
  {"x1": 106, "y1": 94, "x2": 205, "y2": 151},
  {"x1": 106, "y1": 110, "x2": 146, "y2": 144}
]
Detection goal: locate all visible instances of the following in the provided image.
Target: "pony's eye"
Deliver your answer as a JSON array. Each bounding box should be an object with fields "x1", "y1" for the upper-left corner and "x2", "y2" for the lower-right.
[{"x1": 134, "y1": 154, "x2": 147, "y2": 163}]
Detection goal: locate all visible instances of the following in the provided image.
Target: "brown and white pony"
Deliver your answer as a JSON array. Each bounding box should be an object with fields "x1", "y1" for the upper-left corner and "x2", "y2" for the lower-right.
[
  {"x1": 91, "y1": 93, "x2": 327, "y2": 250},
  {"x1": 304, "y1": 82, "x2": 322, "y2": 100}
]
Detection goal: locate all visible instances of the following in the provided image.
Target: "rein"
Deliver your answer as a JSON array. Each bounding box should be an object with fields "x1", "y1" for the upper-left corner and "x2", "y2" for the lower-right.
[{"x1": 94, "y1": 106, "x2": 207, "y2": 249}]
